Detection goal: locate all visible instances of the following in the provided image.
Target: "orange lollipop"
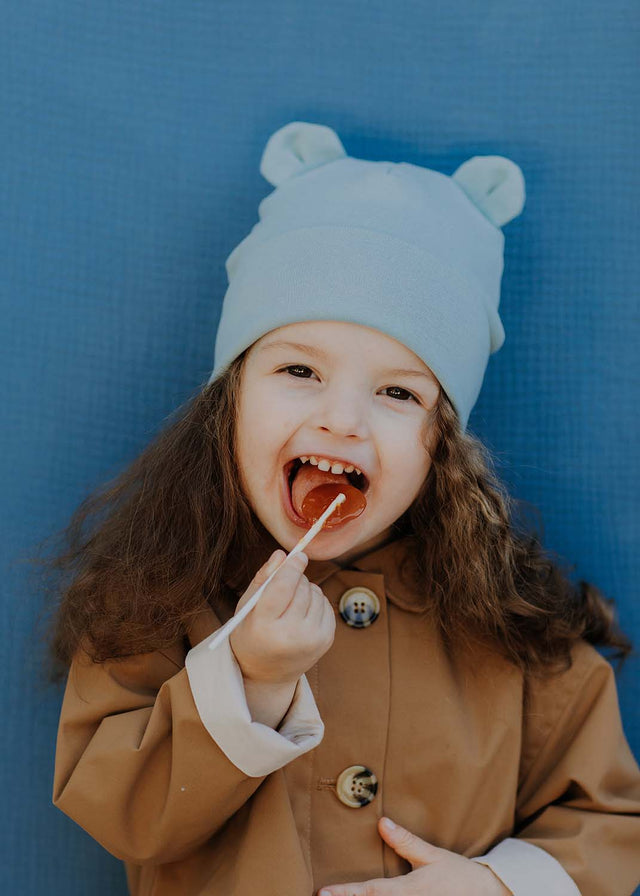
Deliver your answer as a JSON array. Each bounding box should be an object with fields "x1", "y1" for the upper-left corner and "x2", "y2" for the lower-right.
[{"x1": 300, "y1": 482, "x2": 367, "y2": 528}]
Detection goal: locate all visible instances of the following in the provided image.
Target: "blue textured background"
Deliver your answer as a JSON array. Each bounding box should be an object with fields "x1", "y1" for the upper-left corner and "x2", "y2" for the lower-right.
[{"x1": 2, "y1": 1, "x2": 638, "y2": 893}]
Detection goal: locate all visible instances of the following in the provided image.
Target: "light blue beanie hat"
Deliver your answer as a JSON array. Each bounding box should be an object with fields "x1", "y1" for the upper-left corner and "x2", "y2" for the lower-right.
[{"x1": 207, "y1": 121, "x2": 525, "y2": 431}]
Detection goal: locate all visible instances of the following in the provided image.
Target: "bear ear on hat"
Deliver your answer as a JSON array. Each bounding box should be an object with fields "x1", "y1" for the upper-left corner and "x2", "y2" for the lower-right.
[
  {"x1": 451, "y1": 155, "x2": 526, "y2": 228},
  {"x1": 260, "y1": 121, "x2": 347, "y2": 187}
]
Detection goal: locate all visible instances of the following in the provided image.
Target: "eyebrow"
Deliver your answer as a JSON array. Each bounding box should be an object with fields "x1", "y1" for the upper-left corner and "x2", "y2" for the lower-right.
[{"x1": 259, "y1": 340, "x2": 437, "y2": 381}]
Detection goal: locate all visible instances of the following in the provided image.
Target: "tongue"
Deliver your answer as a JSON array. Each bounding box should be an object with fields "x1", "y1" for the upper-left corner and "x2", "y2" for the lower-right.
[{"x1": 291, "y1": 464, "x2": 351, "y2": 518}]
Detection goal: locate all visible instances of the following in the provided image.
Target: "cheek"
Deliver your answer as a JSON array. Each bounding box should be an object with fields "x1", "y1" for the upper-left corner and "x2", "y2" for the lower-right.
[
  {"x1": 383, "y1": 430, "x2": 432, "y2": 495},
  {"x1": 238, "y1": 385, "x2": 281, "y2": 452},
  {"x1": 236, "y1": 414, "x2": 286, "y2": 494},
  {"x1": 244, "y1": 380, "x2": 298, "y2": 434},
  {"x1": 386, "y1": 420, "x2": 431, "y2": 464},
  {"x1": 240, "y1": 388, "x2": 269, "y2": 429}
]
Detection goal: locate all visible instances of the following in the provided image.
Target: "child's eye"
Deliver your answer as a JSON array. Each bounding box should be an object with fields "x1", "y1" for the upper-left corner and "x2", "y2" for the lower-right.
[
  {"x1": 278, "y1": 366, "x2": 418, "y2": 403},
  {"x1": 380, "y1": 386, "x2": 418, "y2": 403},
  {"x1": 281, "y1": 365, "x2": 314, "y2": 379}
]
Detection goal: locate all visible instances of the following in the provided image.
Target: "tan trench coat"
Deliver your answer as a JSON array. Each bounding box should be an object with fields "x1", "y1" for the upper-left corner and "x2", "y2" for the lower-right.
[{"x1": 53, "y1": 535, "x2": 640, "y2": 895}]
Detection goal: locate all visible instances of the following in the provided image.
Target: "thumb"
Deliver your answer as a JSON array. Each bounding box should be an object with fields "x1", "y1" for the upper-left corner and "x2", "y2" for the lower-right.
[
  {"x1": 378, "y1": 818, "x2": 445, "y2": 870},
  {"x1": 236, "y1": 550, "x2": 286, "y2": 612},
  {"x1": 258, "y1": 550, "x2": 286, "y2": 581}
]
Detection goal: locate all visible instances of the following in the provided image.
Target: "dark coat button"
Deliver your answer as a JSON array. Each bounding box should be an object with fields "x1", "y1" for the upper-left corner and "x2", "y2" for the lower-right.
[
  {"x1": 336, "y1": 765, "x2": 378, "y2": 807},
  {"x1": 338, "y1": 587, "x2": 380, "y2": 628}
]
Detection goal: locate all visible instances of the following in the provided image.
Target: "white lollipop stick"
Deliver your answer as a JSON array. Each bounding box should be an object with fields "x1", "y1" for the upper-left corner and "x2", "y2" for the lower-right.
[{"x1": 207, "y1": 492, "x2": 346, "y2": 652}]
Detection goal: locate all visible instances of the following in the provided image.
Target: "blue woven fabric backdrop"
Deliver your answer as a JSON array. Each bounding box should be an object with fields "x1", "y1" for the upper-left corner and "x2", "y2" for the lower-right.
[{"x1": 2, "y1": 1, "x2": 638, "y2": 893}]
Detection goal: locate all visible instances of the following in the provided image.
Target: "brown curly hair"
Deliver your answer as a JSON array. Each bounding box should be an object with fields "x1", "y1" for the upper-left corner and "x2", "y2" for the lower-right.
[{"x1": 32, "y1": 349, "x2": 632, "y2": 681}]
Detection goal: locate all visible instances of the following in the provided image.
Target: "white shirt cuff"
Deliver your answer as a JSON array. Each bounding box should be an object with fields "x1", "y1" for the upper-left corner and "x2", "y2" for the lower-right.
[
  {"x1": 471, "y1": 839, "x2": 581, "y2": 895},
  {"x1": 185, "y1": 632, "x2": 324, "y2": 777}
]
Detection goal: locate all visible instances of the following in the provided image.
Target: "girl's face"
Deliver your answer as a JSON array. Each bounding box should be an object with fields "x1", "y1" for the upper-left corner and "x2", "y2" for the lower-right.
[{"x1": 235, "y1": 320, "x2": 440, "y2": 565}]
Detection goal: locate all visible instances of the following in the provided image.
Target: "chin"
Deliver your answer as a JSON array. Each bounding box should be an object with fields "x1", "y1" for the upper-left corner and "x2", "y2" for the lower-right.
[
  {"x1": 312, "y1": 529, "x2": 376, "y2": 564},
  {"x1": 306, "y1": 541, "x2": 353, "y2": 562},
  {"x1": 282, "y1": 526, "x2": 360, "y2": 563}
]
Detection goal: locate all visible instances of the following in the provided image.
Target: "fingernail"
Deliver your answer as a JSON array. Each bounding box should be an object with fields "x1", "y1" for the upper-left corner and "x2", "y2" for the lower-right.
[
  {"x1": 318, "y1": 890, "x2": 331, "y2": 896},
  {"x1": 381, "y1": 816, "x2": 396, "y2": 831}
]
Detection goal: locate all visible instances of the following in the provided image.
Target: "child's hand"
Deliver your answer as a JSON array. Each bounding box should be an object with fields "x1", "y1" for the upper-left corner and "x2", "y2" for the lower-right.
[
  {"x1": 230, "y1": 550, "x2": 336, "y2": 687},
  {"x1": 318, "y1": 817, "x2": 513, "y2": 896}
]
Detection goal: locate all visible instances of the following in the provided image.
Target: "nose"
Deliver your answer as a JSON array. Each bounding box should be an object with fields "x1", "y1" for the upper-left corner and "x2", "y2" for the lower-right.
[{"x1": 314, "y1": 385, "x2": 369, "y2": 440}]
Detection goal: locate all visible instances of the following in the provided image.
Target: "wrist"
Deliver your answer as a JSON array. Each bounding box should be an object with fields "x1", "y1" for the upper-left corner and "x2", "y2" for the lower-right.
[
  {"x1": 241, "y1": 669, "x2": 299, "y2": 688},
  {"x1": 229, "y1": 637, "x2": 299, "y2": 688},
  {"x1": 242, "y1": 675, "x2": 298, "y2": 729}
]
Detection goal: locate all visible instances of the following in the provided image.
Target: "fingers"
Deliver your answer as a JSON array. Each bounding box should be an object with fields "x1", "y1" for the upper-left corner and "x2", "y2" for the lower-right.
[
  {"x1": 377, "y1": 818, "x2": 446, "y2": 869},
  {"x1": 236, "y1": 550, "x2": 286, "y2": 612},
  {"x1": 247, "y1": 551, "x2": 335, "y2": 651},
  {"x1": 306, "y1": 585, "x2": 336, "y2": 650},
  {"x1": 282, "y1": 581, "x2": 327, "y2": 626},
  {"x1": 256, "y1": 551, "x2": 309, "y2": 617},
  {"x1": 253, "y1": 550, "x2": 286, "y2": 585},
  {"x1": 283, "y1": 578, "x2": 315, "y2": 621},
  {"x1": 303, "y1": 583, "x2": 325, "y2": 619}
]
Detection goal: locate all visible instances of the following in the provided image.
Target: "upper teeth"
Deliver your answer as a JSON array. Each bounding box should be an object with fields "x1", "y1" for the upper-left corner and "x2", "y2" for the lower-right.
[{"x1": 299, "y1": 456, "x2": 362, "y2": 477}]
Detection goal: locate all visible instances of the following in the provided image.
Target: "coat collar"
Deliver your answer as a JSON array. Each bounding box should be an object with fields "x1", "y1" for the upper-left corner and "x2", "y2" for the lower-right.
[{"x1": 224, "y1": 530, "x2": 426, "y2": 613}]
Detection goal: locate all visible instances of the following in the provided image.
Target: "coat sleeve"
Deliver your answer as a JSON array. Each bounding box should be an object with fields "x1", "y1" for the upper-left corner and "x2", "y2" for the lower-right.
[
  {"x1": 52, "y1": 622, "x2": 323, "y2": 866},
  {"x1": 508, "y1": 640, "x2": 640, "y2": 896},
  {"x1": 185, "y1": 626, "x2": 324, "y2": 776}
]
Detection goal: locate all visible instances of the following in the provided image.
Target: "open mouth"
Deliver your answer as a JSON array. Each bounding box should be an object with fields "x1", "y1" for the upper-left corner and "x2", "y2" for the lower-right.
[
  {"x1": 284, "y1": 459, "x2": 370, "y2": 495},
  {"x1": 281, "y1": 458, "x2": 370, "y2": 528}
]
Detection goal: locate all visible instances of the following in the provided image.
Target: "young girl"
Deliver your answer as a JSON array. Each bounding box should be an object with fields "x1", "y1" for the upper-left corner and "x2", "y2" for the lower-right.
[{"x1": 48, "y1": 121, "x2": 640, "y2": 896}]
